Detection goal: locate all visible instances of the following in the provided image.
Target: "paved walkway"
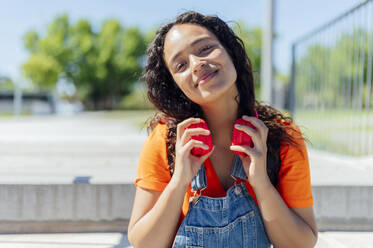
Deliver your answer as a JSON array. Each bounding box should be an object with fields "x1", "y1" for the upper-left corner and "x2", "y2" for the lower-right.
[
  {"x1": 0, "y1": 232, "x2": 132, "y2": 248},
  {"x1": 316, "y1": 231, "x2": 373, "y2": 248},
  {"x1": 0, "y1": 112, "x2": 372, "y2": 247},
  {"x1": 0, "y1": 113, "x2": 147, "y2": 184},
  {"x1": 0, "y1": 231, "x2": 372, "y2": 247}
]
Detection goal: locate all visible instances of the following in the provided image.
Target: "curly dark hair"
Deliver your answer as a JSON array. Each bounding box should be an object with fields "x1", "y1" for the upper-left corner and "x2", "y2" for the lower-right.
[{"x1": 140, "y1": 11, "x2": 307, "y2": 188}]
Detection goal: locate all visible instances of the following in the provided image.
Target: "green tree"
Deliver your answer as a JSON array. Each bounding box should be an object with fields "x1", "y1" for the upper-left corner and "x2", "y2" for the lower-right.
[
  {"x1": 0, "y1": 76, "x2": 15, "y2": 91},
  {"x1": 232, "y1": 22, "x2": 262, "y2": 98},
  {"x1": 22, "y1": 14, "x2": 147, "y2": 110}
]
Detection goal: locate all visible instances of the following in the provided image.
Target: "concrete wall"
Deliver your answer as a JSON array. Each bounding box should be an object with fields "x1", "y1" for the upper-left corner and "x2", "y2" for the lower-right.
[
  {"x1": 0, "y1": 183, "x2": 372, "y2": 233},
  {"x1": 313, "y1": 185, "x2": 373, "y2": 231},
  {"x1": 0, "y1": 184, "x2": 135, "y2": 233}
]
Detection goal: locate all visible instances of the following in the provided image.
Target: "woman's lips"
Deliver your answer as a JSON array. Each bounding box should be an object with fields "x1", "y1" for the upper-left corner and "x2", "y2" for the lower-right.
[{"x1": 196, "y1": 70, "x2": 218, "y2": 87}]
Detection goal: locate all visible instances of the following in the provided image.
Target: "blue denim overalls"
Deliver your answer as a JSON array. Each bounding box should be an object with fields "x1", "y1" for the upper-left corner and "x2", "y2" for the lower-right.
[{"x1": 172, "y1": 154, "x2": 272, "y2": 248}]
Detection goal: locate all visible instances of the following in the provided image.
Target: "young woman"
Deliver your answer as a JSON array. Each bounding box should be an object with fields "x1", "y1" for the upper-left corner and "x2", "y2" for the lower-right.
[{"x1": 128, "y1": 11, "x2": 318, "y2": 248}]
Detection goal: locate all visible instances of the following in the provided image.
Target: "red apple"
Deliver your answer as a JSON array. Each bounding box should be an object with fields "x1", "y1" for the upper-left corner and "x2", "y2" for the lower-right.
[{"x1": 187, "y1": 119, "x2": 213, "y2": 157}]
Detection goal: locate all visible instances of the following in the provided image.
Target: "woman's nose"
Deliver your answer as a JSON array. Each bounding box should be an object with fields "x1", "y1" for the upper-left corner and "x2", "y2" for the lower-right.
[{"x1": 190, "y1": 55, "x2": 207, "y2": 73}]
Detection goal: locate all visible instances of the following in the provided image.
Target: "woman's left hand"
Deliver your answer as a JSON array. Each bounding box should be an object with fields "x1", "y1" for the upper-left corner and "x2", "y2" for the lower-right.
[{"x1": 230, "y1": 115, "x2": 271, "y2": 189}]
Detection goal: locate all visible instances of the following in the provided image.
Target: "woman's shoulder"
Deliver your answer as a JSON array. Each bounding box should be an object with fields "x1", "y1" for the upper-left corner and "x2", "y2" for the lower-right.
[
  {"x1": 280, "y1": 123, "x2": 309, "y2": 170},
  {"x1": 148, "y1": 121, "x2": 169, "y2": 140},
  {"x1": 275, "y1": 118, "x2": 302, "y2": 135},
  {"x1": 275, "y1": 121, "x2": 313, "y2": 208},
  {"x1": 135, "y1": 121, "x2": 171, "y2": 191},
  {"x1": 276, "y1": 119, "x2": 304, "y2": 142},
  {"x1": 277, "y1": 120, "x2": 308, "y2": 160},
  {"x1": 140, "y1": 121, "x2": 169, "y2": 160}
]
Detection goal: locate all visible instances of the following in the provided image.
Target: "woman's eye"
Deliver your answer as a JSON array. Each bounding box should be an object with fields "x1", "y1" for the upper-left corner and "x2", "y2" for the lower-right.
[
  {"x1": 176, "y1": 63, "x2": 185, "y2": 71},
  {"x1": 200, "y1": 45, "x2": 213, "y2": 54}
]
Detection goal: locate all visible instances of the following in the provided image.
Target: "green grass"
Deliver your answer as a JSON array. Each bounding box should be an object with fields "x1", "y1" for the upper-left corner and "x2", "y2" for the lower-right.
[
  {"x1": 0, "y1": 111, "x2": 32, "y2": 118},
  {"x1": 295, "y1": 108, "x2": 373, "y2": 121},
  {"x1": 294, "y1": 108, "x2": 373, "y2": 156}
]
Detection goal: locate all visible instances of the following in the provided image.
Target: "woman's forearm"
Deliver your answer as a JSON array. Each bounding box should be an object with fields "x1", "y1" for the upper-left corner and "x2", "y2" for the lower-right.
[
  {"x1": 253, "y1": 181, "x2": 317, "y2": 247},
  {"x1": 128, "y1": 177, "x2": 188, "y2": 248}
]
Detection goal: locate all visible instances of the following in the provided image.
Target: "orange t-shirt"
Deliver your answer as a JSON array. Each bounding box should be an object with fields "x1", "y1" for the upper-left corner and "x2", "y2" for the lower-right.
[{"x1": 134, "y1": 121, "x2": 314, "y2": 229}]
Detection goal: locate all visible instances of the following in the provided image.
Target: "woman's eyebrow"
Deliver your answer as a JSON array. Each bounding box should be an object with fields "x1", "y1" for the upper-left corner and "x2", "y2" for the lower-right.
[{"x1": 169, "y1": 37, "x2": 214, "y2": 65}]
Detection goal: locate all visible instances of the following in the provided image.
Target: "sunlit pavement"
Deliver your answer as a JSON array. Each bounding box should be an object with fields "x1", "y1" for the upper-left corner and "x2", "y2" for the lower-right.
[
  {"x1": 0, "y1": 113, "x2": 147, "y2": 184},
  {"x1": 0, "y1": 232, "x2": 132, "y2": 248},
  {"x1": 316, "y1": 231, "x2": 373, "y2": 248},
  {"x1": 0, "y1": 232, "x2": 372, "y2": 247}
]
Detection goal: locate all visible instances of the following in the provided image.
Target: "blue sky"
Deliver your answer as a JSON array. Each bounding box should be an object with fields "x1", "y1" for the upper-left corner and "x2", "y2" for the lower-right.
[{"x1": 0, "y1": 0, "x2": 362, "y2": 82}]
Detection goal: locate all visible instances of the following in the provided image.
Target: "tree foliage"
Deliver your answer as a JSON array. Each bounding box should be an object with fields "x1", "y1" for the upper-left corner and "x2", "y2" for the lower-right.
[
  {"x1": 22, "y1": 14, "x2": 147, "y2": 110},
  {"x1": 0, "y1": 76, "x2": 14, "y2": 91},
  {"x1": 232, "y1": 22, "x2": 262, "y2": 98}
]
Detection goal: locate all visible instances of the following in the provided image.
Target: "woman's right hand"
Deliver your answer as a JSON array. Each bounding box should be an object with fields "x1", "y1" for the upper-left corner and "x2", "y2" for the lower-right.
[{"x1": 172, "y1": 118, "x2": 215, "y2": 187}]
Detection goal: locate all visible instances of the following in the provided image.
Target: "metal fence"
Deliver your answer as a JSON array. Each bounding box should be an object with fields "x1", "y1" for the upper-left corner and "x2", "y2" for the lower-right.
[{"x1": 289, "y1": 0, "x2": 373, "y2": 156}]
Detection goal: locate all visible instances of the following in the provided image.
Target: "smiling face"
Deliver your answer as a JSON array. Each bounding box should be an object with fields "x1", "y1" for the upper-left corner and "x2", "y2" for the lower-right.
[{"x1": 163, "y1": 23, "x2": 238, "y2": 106}]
